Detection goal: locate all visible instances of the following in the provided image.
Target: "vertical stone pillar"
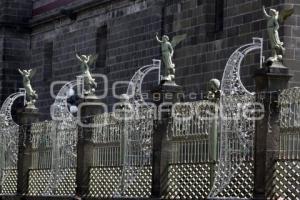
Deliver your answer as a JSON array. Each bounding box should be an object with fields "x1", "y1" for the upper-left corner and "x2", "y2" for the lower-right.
[
  {"x1": 253, "y1": 65, "x2": 292, "y2": 199},
  {"x1": 76, "y1": 97, "x2": 102, "y2": 197},
  {"x1": 151, "y1": 82, "x2": 183, "y2": 198},
  {"x1": 17, "y1": 108, "x2": 39, "y2": 196}
]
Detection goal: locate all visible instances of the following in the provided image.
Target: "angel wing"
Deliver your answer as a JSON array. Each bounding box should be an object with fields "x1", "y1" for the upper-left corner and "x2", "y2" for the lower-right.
[
  {"x1": 171, "y1": 34, "x2": 187, "y2": 48},
  {"x1": 279, "y1": 7, "x2": 294, "y2": 23},
  {"x1": 29, "y1": 68, "x2": 37, "y2": 78},
  {"x1": 88, "y1": 54, "x2": 98, "y2": 65}
]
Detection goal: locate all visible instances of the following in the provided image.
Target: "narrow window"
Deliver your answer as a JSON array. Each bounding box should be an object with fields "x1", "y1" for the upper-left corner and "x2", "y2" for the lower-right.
[
  {"x1": 96, "y1": 25, "x2": 108, "y2": 72},
  {"x1": 43, "y1": 41, "x2": 53, "y2": 81},
  {"x1": 215, "y1": 0, "x2": 224, "y2": 32}
]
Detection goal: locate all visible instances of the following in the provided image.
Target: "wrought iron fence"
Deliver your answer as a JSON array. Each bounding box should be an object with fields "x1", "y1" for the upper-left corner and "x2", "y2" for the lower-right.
[
  {"x1": 0, "y1": 125, "x2": 19, "y2": 195},
  {"x1": 92, "y1": 112, "x2": 122, "y2": 167},
  {"x1": 165, "y1": 100, "x2": 254, "y2": 199},
  {"x1": 268, "y1": 88, "x2": 300, "y2": 200},
  {"x1": 169, "y1": 101, "x2": 213, "y2": 164},
  {"x1": 4, "y1": 93, "x2": 300, "y2": 199},
  {"x1": 31, "y1": 121, "x2": 53, "y2": 170},
  {"x1": 10, "y1": 99, "x2": 259, "y2": 199},
  {"x1": 165, "y1": 101, "x2": 212, "y2": 199},
  {"x1": 90, "y1": 109, "x2": 153, "y2": 198},
  {"x1": 28, "y1": 120, "x2": 77, "y2": 196},
  {"x1": 279, "y1": 88, "x2": 300, "y2": 160}
]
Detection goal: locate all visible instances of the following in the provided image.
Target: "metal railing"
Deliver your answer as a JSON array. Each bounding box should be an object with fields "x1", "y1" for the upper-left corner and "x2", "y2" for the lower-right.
[
  {"x1": 279, "y1": 88, "x2": 300, "y2": 160},
  {"x1": 31, "y1": 121, "x2": 53, "y2": 169},
  {"x1": 92, "y1": 112, "x2": 122, "y2": 167},
  {"x1": 170, "y1": 101, "x2": 217, "y2": 164}
]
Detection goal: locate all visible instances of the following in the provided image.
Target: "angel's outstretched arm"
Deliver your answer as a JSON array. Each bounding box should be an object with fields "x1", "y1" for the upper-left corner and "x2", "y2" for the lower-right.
[
  {"x1": 155, "y1": 33, "x2": 163, "y2": 43},
  {"x1": 263, "y1": 6, "x2": 271, "y2": 18},
  {"x1": 18, "y1": 69, "x2": 24, "y2": 76},
  {"x1": 76, "y1": 54, "x2": 83, "y2": 62}
]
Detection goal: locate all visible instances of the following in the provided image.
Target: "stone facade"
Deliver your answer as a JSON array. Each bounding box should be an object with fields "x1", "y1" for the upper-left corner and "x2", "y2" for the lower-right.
[
  {"x1": 0, "y1": 0, "x2": 300, "y2": 117},
  {"x1": 0, "y1": 0, "x2": 32, "y2": 102}
]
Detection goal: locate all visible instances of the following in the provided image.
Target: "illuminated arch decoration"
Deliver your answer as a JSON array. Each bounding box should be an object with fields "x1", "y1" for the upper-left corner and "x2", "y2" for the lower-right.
[
  {"x1": 209, "y1": 38, "x2": 263, "y2": 198},
  {"x1": 115, "y1": 59, "x2": 161, "y2": 197},
  {"x1": 0, "y1": 89, "x2": 26, "y2": 188},
  {"x1": 44, "y1": 77, "x2": 83, "y2": 195}
]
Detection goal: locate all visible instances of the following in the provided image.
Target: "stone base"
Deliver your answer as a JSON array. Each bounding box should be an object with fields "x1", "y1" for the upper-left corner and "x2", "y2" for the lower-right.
[
  {"x1": 151, "y1": 81, "x2": 183, "y2": 104},
  {"x1": 18, "y1": 107, "x2": 40, "y2": 125},
  {"x1": 84, "y1": 94, "x2": 98, "y2": 100},
  {"x1": 23, "y1": 106, "x2": 38, "y2": 113},
  {"x1": 254, "y1": 64, "x2": 293, "y2": 92},
  {"x1": 153, "y1": 80, "x2": 183, "y2": 92},
  {"x1": 264, "y1": 59, "x2": 287, "y2": 69}
]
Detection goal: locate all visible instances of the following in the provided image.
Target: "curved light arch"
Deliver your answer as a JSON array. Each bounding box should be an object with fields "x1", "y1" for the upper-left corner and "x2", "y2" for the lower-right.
[
  {"x1": 0, "y1": 89, "x2": 26, "y2": 126},
  {"x1": 50, "y1": 76, "x2": 83, "y2": 121},
  {"x1": 115, "y1": 59, "x2": 161, "y2": 197},
  {"x1": 209, "y1": 38, "x2": 263, "y2": 198},
  {"x1": 221, "y1": 38, "x2": 262, "y2": 96},
  {"x1": 126, "y1": 59, "x2": 161, "y2": 105},
  {"x1": 0, "y1": 89, "x2": 26, "y2": 187},
  {"x1": 45, "y1": 77, "x2": 83, "y2": 195}
]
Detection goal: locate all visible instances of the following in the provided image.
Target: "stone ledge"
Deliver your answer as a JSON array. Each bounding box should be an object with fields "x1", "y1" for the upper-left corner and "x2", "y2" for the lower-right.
[{"x1": 30, "y1": 0, "x2": 111, "y2": 27}]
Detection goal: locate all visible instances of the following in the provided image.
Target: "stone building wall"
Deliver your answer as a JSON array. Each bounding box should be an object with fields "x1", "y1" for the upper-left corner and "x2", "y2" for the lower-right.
[
  {"x1": 0, "y1": 0, "x2": 300, "y2": 117},
  {"x1": 281, "y1": 0, "x2": 300, "y2": 87},
  {"x1": 0, "y1": 0, "x2": 32, "y2": 102}
]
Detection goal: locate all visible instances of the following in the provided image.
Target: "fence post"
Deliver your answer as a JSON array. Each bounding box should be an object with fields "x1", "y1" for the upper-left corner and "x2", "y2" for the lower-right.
[
  {"x1": 253, "y1": 65, "x2": 292, "y2": 199},
  {"x1": 118, "y1": 103, "x2": 128, "y2": 195},
  {"x1": 76, "y1": 97, "x2": 102, "y2": 197},
  {"x1": 16, "y1": 108, "x2": 40, "y2": 197},
  {"x1": 209, "y1": 103, "x2": 218, "y2": 188},
  {"x1": 151, "y1": 82, "x2": 183, "y2": 198}
]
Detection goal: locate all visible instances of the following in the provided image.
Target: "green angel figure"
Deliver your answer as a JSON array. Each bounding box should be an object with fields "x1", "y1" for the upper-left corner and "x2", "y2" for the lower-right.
[
  {"x1": 156, "y1": 33, "x2": 186, "y2": 82},
  {"x1": 18, "y1": 68, "x2": 38, "y2": 108},
  {"x1": 76, "y1": 54, "x2": 98, "y2": 96},
  {"x1": 263, "y1": 5, "x2": 294, "y2": 63}
]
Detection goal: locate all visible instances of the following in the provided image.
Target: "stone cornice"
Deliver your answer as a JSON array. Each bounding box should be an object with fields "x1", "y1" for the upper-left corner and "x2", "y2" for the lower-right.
[{"x1": 30, "y1": 0, "x2": 112, "y2": 27}]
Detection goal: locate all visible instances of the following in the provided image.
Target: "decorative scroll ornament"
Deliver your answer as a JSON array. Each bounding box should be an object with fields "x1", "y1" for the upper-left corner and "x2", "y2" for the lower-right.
[
  {"x1": 114, "y1": 59, "x2": 161, "y2": 197},
  {"x1": 209, "y1": 38, "x2": 263, "y2": 198},
  {"x1": 0, "y1": 89, "x2": 26, "y2": 188}
]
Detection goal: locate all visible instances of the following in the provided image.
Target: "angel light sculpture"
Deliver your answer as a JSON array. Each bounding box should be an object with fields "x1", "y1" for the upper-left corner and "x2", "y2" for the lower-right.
[
  {"x1": 18, "y1": 68, "x2": 38, "y2": 109},
  {"x1": 156, "y1": 33, "x2": 186, "y2": 82},
  {"x1": 263, "y1": 5, "x2": 294, "y2": 64},
  {"x1": 76, "y1": 54, "x2": 98, "y2": 96}
]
